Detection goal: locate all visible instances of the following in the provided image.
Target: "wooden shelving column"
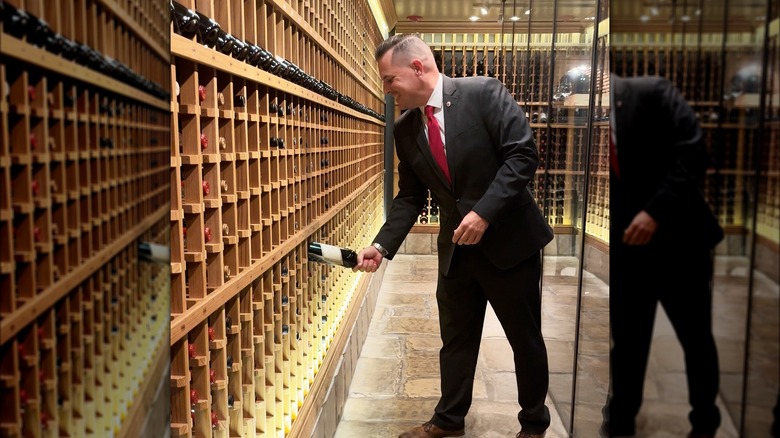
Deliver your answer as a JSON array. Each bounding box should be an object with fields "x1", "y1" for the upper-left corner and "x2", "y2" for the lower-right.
[
  {"x1": 168, "y1": 1, "x2": 385, "y2": 437},
  {"x1": 416, "y1": 31, "x2": 611, "y2": 244},
  {"x1": 0, "y1": 0, "x2": 171, "y2": 437}
]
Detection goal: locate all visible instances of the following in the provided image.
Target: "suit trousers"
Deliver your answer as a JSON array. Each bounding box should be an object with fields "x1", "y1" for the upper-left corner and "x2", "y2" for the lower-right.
[
  {"x1": 430, "y1": 245, "x2": 550, "y2": 434},
  {"x1": 609, "y1": 242, "x2": 720, "y2": 435}
]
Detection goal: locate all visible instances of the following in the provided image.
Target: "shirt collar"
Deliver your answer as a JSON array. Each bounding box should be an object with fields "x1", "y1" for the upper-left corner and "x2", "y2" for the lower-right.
[{"x1": 421, "y1": 73, "x2": 444, "y2": 113}]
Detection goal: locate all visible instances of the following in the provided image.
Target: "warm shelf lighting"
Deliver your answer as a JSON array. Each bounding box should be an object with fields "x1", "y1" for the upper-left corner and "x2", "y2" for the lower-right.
[{"x1": 469, "y1": 15, "x2": 480, "y2": 21}]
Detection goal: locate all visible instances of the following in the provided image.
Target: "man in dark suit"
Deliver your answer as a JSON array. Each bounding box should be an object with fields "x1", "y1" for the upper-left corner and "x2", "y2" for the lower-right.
[
  {"x1": 352, "y1": 34, "x2": 553, "y2": 438},
  {"x1": 607, "y1": 74, "x2": 724, "y2": 438}
]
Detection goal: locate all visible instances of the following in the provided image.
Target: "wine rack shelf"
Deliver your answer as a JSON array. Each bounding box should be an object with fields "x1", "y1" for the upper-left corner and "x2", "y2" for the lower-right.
[
  {"x1": 412, "y1": 31, "x2": 611, "y2": 244},
  {"x1": 168, "y1": 0, "x2": 386, "y2": 436},
  {"x1": 1, "y1": 0, "x2": 171, "y2": 436}
]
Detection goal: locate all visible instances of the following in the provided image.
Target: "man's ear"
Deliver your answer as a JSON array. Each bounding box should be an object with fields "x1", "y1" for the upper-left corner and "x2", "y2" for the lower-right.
[{"x1": 411, "y1": 59, "x2": 424, "y2": 75}]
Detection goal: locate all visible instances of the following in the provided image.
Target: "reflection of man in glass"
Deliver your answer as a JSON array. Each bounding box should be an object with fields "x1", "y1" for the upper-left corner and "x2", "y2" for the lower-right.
[{"x1": 606, "y1": 74, "x2": 724, "y2": 438}]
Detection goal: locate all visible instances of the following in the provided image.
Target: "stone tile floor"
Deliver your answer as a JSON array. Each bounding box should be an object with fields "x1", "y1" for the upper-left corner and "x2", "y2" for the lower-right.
[
  {"x1": 333, "y1": 254, "x2": 758, "y2": 438},
  {"x1": 334, "y1": 255, "x2": 569, "y2": 438}
]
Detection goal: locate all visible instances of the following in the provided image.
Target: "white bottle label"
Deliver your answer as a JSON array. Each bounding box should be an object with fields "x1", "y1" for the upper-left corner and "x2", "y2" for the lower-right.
[{"x1": 319, "y1": 243, "x2": 343, "y2": 265}]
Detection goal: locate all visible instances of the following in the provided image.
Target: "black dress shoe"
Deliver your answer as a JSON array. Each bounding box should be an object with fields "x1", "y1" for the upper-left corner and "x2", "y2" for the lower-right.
[{"x1": 398, "y1": 422, "x2": 464, "y2": 438}]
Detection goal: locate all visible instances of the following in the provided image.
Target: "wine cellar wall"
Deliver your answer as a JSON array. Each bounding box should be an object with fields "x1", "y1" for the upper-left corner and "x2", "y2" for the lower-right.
[
  {"x1": 168, "y1": 1, "x2": 386, "y2": 437},
  {"x1": 1, "y1": 0, "x2": 171, "y2": 436}
]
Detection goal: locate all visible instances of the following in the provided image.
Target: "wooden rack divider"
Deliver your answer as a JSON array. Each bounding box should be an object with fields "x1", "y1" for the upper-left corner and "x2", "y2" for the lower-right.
[
  {"x1": 168, "y1": 0, "x2": 386, "y2": 436},
  {"x1": 0, "y1": 0, "x2": 171, "y2": 436}
]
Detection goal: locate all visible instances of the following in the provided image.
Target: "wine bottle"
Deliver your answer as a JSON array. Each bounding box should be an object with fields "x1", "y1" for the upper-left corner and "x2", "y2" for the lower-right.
[
  {"x1": 139, "y1": 241, "x2": 170, "y2": 264},
  {"x1": 307, "y1": 242, "x2": 358, "y2": 268}
]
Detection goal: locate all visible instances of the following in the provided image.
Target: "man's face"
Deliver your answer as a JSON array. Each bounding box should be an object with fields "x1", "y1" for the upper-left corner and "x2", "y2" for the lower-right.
[{"x1": 378, "y1": 49, "x2": 427, "y2": 110}]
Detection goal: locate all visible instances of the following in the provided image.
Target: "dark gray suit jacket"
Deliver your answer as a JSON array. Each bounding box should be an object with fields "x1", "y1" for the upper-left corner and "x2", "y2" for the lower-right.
[
  {"x1": 374, "y1": 75, "x2": 554, "y2": 275},
  {"x1": 611, "y1": 75, "x2": 723, "y2": 250}
]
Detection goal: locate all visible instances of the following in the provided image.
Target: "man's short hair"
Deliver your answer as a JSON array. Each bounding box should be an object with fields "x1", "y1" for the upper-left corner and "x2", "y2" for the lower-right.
[{"x1": 374, "y1": 33, "x2": 428, "y2": 62}]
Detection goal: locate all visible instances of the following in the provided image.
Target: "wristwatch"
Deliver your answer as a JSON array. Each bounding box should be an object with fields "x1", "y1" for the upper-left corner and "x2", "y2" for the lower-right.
[{"x1": 372, "y1": 242, "x2": 389, "y2": 257}]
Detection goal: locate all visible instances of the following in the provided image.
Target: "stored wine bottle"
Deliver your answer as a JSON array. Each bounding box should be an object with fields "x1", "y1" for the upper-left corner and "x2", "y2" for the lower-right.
[
  {"x1": 307, "y1": 242, "x2": 358, "y2": 268},
  {"x1": 139, "y1": 241, "x2": 170, "y2": 264}
]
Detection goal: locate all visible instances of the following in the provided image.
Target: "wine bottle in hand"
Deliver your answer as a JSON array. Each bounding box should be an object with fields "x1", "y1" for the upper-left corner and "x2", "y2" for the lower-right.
[{"x1": 308, "y1": 242, "x2": 358, "y2": 268}]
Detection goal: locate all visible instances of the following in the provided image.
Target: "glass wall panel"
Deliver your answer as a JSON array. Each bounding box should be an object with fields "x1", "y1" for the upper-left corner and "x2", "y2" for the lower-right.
[{"x1": 611, "y1": 0, "x2": 778, "y2": 435}]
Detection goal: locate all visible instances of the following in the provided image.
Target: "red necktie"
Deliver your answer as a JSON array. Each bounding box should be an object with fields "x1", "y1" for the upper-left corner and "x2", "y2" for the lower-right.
[
  {"x1": 609, "y1": 129, "x2": 621, "y2": 180},
  {"x1": 424, "y1": 105, "x2": 451, "y2": 183}
]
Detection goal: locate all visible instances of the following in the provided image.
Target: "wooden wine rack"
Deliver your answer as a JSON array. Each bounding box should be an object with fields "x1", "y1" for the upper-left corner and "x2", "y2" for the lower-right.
[
  {"x1": 612, "y1": 30, "x2": 780, "y2": 246},
  {"x1": 1, "y1": 1, "x2": 171, "y2": 437},
  {"x1": 413, "y1": 30, "x2": 612, "y2": 245},
  {"x1": 168, "y1": 0, "x2": 386, "y2": 436}
]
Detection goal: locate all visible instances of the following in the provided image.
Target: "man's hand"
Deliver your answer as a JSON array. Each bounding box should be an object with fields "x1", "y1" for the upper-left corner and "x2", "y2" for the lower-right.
[
  {"x1": 353, "y1": 245, "x2": 383, "y2": 272},
  {"x1": 452, "y1": 211, "x2": 488, "y2": 245},
  {"x1": 623, "y1": 210, "x2": 658, "y2": 245}
]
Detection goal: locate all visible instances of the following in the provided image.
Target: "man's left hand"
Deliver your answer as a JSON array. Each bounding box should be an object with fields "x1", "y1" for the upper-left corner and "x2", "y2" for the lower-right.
[
  {"x1": 453, "y1": 211, "x2": 488, "y2": 245},
  {"x1": 623, "y1": 210, "x2": 658, "y2": 245}
]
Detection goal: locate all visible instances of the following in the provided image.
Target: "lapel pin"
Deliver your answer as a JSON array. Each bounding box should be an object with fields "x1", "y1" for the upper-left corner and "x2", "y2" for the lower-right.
[{"x1": 446, "y1": 101, "x2": 451, "y2": 107}]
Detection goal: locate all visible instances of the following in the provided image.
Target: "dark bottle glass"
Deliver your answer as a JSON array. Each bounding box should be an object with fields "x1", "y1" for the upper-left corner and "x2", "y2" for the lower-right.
[
  {"x1": 194, "y1": 12, "x2": 220, "y2": 48},
  {"x1": 3, "y1": 3, "x2": 29, "y2": 39},
  {"x1": 231, "y1": 39, "x2": 248, "y2": 61},
  {"x1": 307, "y1": 242, "x2": 358, "y2": 268},
  {"x1": 171, "y1": 1, "x2": 199, "y2": 39},
  {"x1": 227, "y1": 394, "x2": 234, "y2": 408},
  {"x1": 215, "y1": 31, "x2": 234, "y2": 55},
  {"x1": 246, "y1": 44, "x2": 264, "y2": 66},
  {"x1": 234, "y1": 94, "x2": 245, "y2": 107}
]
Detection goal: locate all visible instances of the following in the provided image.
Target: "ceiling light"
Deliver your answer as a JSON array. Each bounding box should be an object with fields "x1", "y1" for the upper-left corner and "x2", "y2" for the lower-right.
[
  {"x1": 480, "y1": 7, "x2": 488, "y2": 15},
  {"x1": 681, "y1": 15, "x2": 690, "y2": 22},
  {"x1": 585, "y1": 16, "x2": 595, "y2": 20},
  {"x1": 469, "y1": 15, "x2": 480, "y2": 21},
  {"x1": 650, "y1": 6, "x2": 659, "y2": 16},
  {"x1": 639, "y1": 15, "x2": 650, "y2": 22},
  {"x1": 524, "y1": 9, "x2": 531, "y2": 15},
  {"x1": 510, "y1": 15, "x2": 520, "y2": 21}
]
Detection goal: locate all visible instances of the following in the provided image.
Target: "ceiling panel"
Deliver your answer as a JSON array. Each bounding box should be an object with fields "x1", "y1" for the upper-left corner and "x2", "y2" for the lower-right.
[
  {"x1": 392, "y1": 0, "x2": 602, "y2": 33},
  {"x1": 611, "y1": 0, "x2": 769, "y2": 33}
]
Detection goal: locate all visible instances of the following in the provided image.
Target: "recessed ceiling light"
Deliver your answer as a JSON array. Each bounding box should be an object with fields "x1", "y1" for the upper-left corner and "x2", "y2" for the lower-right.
[
  {"x1": 681, "y1": 15, "x2": 690, "y2": 22},
  {"x1": 480, "y1": 7, "x2": 488, "y2": 15},
  {"x1": 469, "y1": 15, "x2": 480, "y2": 21},
  {"x1": 524, "y1": 9, "x2": 531, "y2": 15},
  {"x1": 510, "y1": 16, "x2": 520, "y2": 21},
  {"x1": 585, "y1": 16, "x2": 595, "y2": 20},
  {"x1": 639, "y1": 15, "x2": 650, "y2": 22}
]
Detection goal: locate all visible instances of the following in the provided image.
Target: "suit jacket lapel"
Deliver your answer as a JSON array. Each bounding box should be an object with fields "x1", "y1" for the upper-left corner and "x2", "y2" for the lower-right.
[
  {"x1": 442, "y1": 77, "x2": 459, "y2": 188},
  {"x1": 415, "y1": 78, "x2": 457, "y2": 190},
  {"x1": 612, "y1": 76, "x2": 630, "y2": 160}
]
